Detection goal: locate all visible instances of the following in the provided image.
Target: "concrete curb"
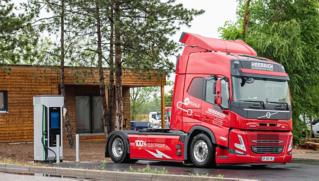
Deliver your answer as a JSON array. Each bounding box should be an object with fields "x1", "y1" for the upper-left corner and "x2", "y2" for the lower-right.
[
  {"x1": 5, "y1": 164, "x2": 30, "y2": 173},
  {"x1": 0, "y1": 163, "x2": 254, "y2": 181},
  {"x1": 0, "y1": 163, "x2": 6, "y2": 172},
  {"x1": 30, "y1": 166, "x2": 56, "y2": 175}
]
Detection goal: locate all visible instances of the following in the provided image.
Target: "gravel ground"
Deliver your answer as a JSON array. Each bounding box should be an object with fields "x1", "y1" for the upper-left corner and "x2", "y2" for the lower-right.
[{"x1": 0, "y1": 141, "x2": 107, "y2": 163}]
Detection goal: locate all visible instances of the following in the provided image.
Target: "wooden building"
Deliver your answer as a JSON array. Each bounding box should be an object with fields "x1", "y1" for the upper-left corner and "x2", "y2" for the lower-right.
[{"x1": 0, "y1": 65, "x2": 166, "y2": 143}]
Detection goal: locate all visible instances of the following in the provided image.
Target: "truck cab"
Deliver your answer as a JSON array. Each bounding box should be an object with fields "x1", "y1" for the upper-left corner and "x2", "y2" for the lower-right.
[{"x1": 105, "y1": 32, "x2": 293, "y2": 167}]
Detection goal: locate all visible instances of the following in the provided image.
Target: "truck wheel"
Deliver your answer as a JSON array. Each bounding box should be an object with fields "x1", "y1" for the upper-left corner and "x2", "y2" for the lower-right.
[
  {"x1": 190, "y1": 133, "x2": 215, "y2": 168},
  {"x1": 108, "y1": 135, "x2": 128, "y2": 163}
]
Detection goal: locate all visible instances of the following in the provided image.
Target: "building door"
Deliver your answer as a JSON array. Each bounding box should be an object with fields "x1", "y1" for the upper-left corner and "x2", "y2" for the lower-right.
[{"x1": 76, "y1": 95, "x2": 103, "y2": 134}]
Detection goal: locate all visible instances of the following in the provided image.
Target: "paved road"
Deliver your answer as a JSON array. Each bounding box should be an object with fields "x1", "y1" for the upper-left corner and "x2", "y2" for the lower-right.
[
  {"x1": 0, "y1": 172, "x2": 77, "y2": 181},
  {"x1": 52, "y1": 158, "x2": 319, "y2": 181}
]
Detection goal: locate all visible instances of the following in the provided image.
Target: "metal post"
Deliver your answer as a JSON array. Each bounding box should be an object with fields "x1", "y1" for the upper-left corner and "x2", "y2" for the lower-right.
[
  {"x1": 76, "y1": 134, "x2": 80, "y2": 162},
  {"x1": 161, "y1": 85, "x2": 165, "y2": 129},
  {"x1": 56, "y1": 134, "x2": 60, "y2": 164}
]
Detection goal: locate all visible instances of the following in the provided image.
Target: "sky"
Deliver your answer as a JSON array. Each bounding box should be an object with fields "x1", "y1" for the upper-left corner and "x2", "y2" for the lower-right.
[{"x1": 166, "y1": 0, "x2": 239, "y2": 91}]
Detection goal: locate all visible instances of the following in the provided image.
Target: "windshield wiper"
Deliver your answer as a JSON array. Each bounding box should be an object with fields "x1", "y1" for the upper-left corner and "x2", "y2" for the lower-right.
[
  {"x1": 268, "y1": 101, "x2": 288, "y2": 110},
  {"x1": 238, "y1": 100, "x2": 265, "y2": 109}
]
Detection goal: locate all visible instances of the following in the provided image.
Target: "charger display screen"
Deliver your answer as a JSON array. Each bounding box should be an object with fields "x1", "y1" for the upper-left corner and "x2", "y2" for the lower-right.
[{"x1": 50, "y1": 112, "x2": 60, "y2": 129}]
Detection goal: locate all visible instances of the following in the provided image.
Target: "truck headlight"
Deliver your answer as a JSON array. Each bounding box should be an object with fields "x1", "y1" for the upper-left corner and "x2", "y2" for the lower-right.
[
  {"x1": 288, "y1": 137, "x2": 293, "y2": 152},
  {"x1": 235, "y1": 135, "x2": 246, "y2": 152}
]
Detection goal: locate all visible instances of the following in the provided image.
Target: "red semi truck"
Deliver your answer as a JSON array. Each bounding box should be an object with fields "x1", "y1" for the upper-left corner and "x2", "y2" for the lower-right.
[{"x1": 105, "y1": 32, "x2": 293, "y2": 167}]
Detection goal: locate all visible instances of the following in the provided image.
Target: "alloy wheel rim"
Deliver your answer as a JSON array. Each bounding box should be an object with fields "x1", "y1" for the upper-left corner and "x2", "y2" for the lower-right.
[
  {"x1": 112, "y1": 138, "x2": 123, "y2": 158},
  {"x1": 194, "y1": 140, "x2": 208, "y2": 163}
]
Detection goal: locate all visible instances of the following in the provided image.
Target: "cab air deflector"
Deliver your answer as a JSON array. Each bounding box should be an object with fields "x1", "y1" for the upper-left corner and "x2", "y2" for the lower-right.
[{"x1": 179, "y1": 32, "x2": 257, "y2": 56}]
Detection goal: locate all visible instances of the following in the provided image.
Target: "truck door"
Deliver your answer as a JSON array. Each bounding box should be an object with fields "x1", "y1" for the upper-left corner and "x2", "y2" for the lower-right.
[
  {"x1": 180, "y1": 75, "x2": 204, "y2": 130},
  {"x1": 201, "y1": 77, "x2": 230, "y2": 147}
]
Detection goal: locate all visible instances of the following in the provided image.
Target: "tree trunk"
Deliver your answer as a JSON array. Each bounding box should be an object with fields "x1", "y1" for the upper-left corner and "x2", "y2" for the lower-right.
[
  {"x1": 310, "y1": 116, "x2": 313, "y2": 138},
  {"x1": 60, "y1": 0, "x2": 74, "y2": 149},
  {"x1": 114, "y1": 1, "x2": 123, "y2": 130},
  {"x1": 243, "y1": 0, "x2": 251, "y2": 40},
  {"x1": 107, "y1": 2, "x2": 115, "y2": 133},
  {"x1": 96, "y1": 3, "x2": 109, "y2": 136}
]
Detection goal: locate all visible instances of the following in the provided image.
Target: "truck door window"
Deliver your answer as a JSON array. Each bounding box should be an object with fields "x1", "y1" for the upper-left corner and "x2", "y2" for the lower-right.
[
  {"x1": 152, "y1": 114, "x2": 157, "y2": 120},
  {"x1": 188, "y1": 78, "x2": 204, "y2": 100},
  {"x1": 221, "y1": 80, "x2": 229, "y2": 109},
  {"x1": 205, "y1": 79, "x2": 216, "y2": 104}
]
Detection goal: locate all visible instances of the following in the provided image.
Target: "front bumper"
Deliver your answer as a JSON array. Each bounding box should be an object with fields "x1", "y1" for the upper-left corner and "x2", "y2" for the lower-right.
[
  {"x1": 216, "y1": 129, "x2": 293, "y2": 165},
  {"x1": 216, "y1": 154, "x2": 292, "y2": 165}
]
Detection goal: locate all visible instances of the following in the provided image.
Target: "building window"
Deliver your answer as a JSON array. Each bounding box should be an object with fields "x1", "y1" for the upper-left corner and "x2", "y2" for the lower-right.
[
  {"x1": 0, "y1": 91, "x2": 8, "y2": 113},
  {"x1": 76, "y1": 95, "x2": 103, "y2": 134}
]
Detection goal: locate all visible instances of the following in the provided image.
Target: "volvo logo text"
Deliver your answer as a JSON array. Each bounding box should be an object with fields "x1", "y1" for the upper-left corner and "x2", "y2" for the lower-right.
[{"x1": 258, "y1": 112, "x2": 279, "y2": 119}]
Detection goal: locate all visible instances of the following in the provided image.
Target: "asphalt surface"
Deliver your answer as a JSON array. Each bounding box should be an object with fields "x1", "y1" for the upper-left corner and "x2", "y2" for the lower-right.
[
  {"x1": 0, "y1": 172, "x2": 77, "y2": 181},
  {"x1": 51, "y1": 158, "x2": 319, "y2": 181}
]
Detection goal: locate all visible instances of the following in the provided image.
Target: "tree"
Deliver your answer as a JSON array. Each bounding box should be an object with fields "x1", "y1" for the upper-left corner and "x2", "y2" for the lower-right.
[
  {"x1": 165, "y1": 80, "x2": 174, "y2": 107},
  {"x1": 59, "y1": 0, "x2": 75, "y2": 148},
  {"x1": 0, "y1": 0, "x2": 38, "y2": 67},
  {"x1": 165, "y1": 88, "x2": 173, "y2": 107},
  {"x1": 28, "y1": 0, "x2": 78, "y2": 148},
  {"x1": 219, "y1": 0, "x2": 319, "y2": 143},
  {"x1": 130, "y1": 86, "x2": 159, "y2": 121},
  {"x1": 243, "y1": 0, "x2": 251, "y2": 40},
  {"x1": 69, "y1": 0, "x2": 114, "y2": 135},
  {"x1": 111, "y1": 0, "x2": 205, "y2": 130}
]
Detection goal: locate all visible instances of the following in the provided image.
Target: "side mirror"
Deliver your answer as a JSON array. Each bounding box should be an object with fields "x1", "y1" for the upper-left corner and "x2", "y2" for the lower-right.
[{"x1": 215, "y1": 79, "x2": 222, "y2": 107}]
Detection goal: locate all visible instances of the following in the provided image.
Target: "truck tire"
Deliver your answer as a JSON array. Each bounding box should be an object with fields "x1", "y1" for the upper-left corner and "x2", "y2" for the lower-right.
[
  {"x1": 108, "y1": 135, "x2": 129, "y2": 163},
  {"x1": 190, "y1": 133, "x2": 215, "y2": 168}
]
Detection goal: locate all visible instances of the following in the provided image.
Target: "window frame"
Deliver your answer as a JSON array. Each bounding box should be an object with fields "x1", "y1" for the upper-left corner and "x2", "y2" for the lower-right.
[
  {"x1": 204, "y1": 78, "x2": 217, "y2": 105},
  {"x1": 75, "y1": 94, "x2": 103, "y2": 134},
  {"x1": 0, "y1": 91, "x2": 8, "y2": 113},
  {"x1": 220, "y1": 79, "x2": 230, "y2": 109}
]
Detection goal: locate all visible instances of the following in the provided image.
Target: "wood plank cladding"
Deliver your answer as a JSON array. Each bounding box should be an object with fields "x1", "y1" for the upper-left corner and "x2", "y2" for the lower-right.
[{"x1": 0, "y1": 65, "x2": 165, "y2": 143}]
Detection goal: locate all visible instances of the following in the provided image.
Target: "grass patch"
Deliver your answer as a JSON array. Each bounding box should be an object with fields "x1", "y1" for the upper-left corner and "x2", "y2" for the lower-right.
[
  {"x1": 129, "y1": 165, "x2": 168, "y2": 174},
  {"x1": 99, "y1": 160, "x2": 107, "y2": 170}
]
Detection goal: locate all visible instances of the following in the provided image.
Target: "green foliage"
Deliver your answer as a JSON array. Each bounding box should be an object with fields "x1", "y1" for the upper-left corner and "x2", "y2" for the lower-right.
[
  {"x1": 165, "y1": 88, "x2": 174, "y2": 107},
  {"x1": 165, "y1": 80, "x2": 174, "y2": 107},
  {"x1": 0, "y1": 0, "x2": 39, "y2": 66},
  {"x1": 130, "y1": 80, "x2": 174, "y2": 120},
  {"x1": 130, "y1": 86, "x2": 160, "y2": 120},
  {"x1": 292, "y1": 114, "x2": 308, "y2": 144},
  {"x1": 219, "y1": 0, "x2": 319, "y2": 142},
  {"x1": 129, "y1": 165, "x2": 168, "y2": 174},
  {"x1": 112, "y1": 0, "x2": 205, "y2": 79},
  {"x1": 99, "y1": 160, "x2": 107, "y2": 171}
]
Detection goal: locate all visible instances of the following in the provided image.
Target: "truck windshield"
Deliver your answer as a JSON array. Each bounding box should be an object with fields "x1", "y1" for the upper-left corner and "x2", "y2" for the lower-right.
[{"x1": 232, "y1": 77, "x2": 291, "y2": 105}]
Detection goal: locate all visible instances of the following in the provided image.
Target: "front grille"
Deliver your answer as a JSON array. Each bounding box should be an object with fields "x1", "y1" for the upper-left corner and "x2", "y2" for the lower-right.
[
  {"x1": 257, "y1": 133, "x2": 279, "y2": 141},
  {"x1": 251, "y1": 146, "x2": 284, "y2": 154},
  {"x1": 252, "y1": 140, "x2": 283, "y2": 144}
]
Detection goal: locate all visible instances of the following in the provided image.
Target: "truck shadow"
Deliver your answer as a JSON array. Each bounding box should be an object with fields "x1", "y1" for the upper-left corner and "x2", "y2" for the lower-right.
[{"x1": 134, "y1": 160, "x2": 291, "y2": 171}]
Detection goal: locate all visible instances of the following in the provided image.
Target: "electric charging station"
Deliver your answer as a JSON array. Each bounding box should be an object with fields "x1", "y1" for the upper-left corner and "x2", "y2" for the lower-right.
[{"x1": 33, "y1": 95, "x2": 64, "y2": 162}]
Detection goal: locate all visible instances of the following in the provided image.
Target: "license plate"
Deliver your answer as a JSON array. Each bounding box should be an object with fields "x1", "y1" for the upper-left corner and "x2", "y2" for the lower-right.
[{"x1": 261, "y1": 157, "x2": 274, "y2": 161}]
